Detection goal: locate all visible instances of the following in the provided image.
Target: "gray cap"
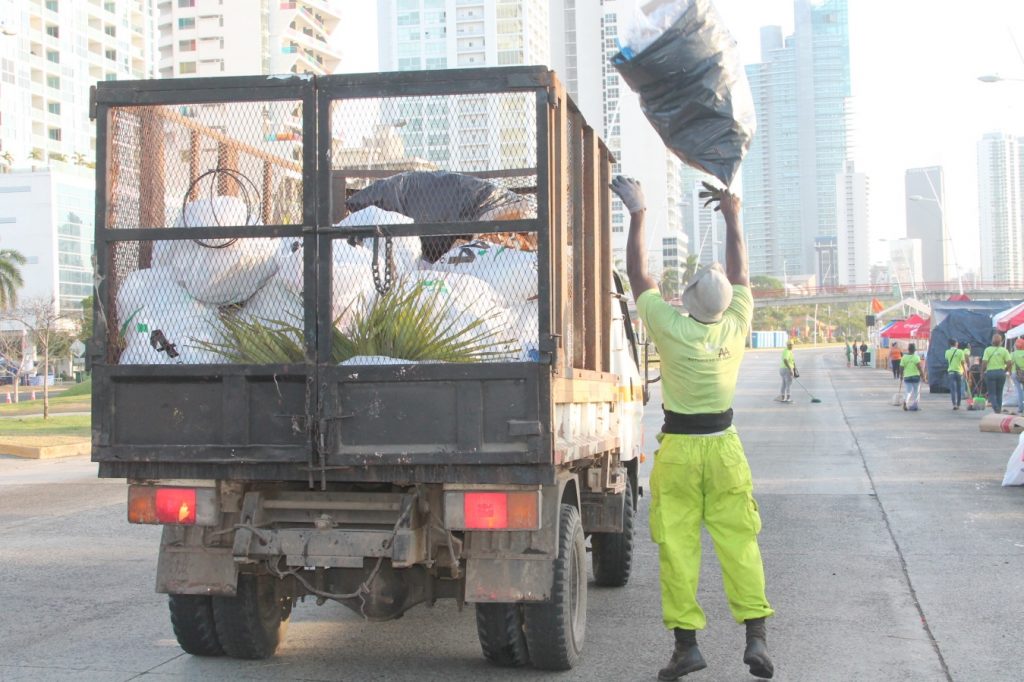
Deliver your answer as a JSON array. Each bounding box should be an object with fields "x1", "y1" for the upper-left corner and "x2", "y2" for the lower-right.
[{"x1": 682, "y1": 263, "x2": 733, "y2": 323}]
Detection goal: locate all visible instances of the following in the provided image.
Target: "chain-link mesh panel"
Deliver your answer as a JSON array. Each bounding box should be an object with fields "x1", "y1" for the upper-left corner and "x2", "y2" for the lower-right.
[
  {"x1": 322, "y1": 92, "x2": 540, "y2": 364},
  {"x1": 107, "y1": 102, "x2": 303, "y2": 230},
  {"x1": 106, "y1": 238, "x2": 305, "y2": 365}
]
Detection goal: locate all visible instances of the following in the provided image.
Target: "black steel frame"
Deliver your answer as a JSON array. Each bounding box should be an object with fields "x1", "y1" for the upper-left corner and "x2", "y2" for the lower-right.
[{"x1": 91, "y1": 67, "x2": 604, "y2": 487}]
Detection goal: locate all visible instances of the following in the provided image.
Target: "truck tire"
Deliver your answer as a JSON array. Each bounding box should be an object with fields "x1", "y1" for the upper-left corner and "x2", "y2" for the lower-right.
[
  {"x1": 212, "y1": 573, "x2": 292, "y2": 660},
  {"x1": 475, "y1": 602, "x2": 530, "y2": 667},
  {"x1": 590, "y1": 480, "x2": 634, "y2": 587},
  {"x1": 523, "y1": 504, "x2": 587, "y2": 670},
  {"x1": 168, "y1": 594, "x2": 224, "y2": 656}
]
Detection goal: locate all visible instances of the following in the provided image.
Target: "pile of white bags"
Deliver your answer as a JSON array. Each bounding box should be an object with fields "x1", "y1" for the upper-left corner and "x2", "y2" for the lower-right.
[
  {"x1": 120, "y1": 200, "x2": 541, "y2": 365},
  {"x1": 153, "y1": 196, "x2": 279, "y2": 305},
  {"x1": 1001, "y1": 431, "x2": 1024, "y2": 486}
]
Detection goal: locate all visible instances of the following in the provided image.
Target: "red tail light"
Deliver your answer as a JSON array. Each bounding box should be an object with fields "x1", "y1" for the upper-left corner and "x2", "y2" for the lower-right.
[
  {"x1": 155, "y1": 488, "x2": 196, "y2": 524},
  {"x1": 465, "y1": 492, "x2": 507, "y2": 529},
  {"x1": 446, "y1": 490, "x2": 541, "y2": 530},
  {"x1": 128, "y1": 486, "x2": 216, "y2": 525}
]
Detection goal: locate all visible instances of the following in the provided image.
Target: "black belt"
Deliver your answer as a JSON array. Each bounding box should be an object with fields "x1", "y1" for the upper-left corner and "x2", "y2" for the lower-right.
[{"x1": 663, "y1": 408, "x2": 734, "y2": 435}]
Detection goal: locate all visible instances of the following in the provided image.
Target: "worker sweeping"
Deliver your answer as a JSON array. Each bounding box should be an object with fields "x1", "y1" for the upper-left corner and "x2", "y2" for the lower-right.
[
  {"x1": 611, "y1": 176, "x2": 774, "y2": 680},
  {"x1": 776, "y1": 341, "x2": 796, "y2": 403}
]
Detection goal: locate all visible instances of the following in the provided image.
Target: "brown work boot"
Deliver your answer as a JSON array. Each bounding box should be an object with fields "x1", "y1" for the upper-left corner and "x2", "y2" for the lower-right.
[
  {"x1": 743, "y1": 618, "x2": 774, "y2": 679},
  {"x1": 658, "y1": 629, "x2": 707, "y2": 680}
]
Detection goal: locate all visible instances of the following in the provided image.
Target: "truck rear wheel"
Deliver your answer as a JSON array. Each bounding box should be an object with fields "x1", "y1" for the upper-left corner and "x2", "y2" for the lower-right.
[
  {"x1": 591, "y1": 480, "x2": 635, "y2": 587},
  {"x1": 212, "y1": 573, "x2": 292, "y2": 660},
  {"x1": 523, "y1": 504, "x2": 587, "y2": 670},
  {"x1": 168, "y1": 594, "x2": 224, "y2": 656},
  {"x1": 475, "y1": 602, "x2": 530, "y2": 667}
]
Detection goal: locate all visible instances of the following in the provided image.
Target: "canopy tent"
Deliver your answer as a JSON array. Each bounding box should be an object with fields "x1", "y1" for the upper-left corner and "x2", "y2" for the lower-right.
[
  {"x1": 993, "y1": 301, "x2": 1024, "y2": 332},
  {"x1": 1007, "y1": 322, "x2": 1024, "y2": 340},
  {"x1": 875, "y1": 297, "x2": 930, "y2": 323},
  {"x1": 926, "y1": 310, "x2": 997, "y2": 393},
  {"x1": 880, "y1": 314, "x2": 930, "y2": 339}
]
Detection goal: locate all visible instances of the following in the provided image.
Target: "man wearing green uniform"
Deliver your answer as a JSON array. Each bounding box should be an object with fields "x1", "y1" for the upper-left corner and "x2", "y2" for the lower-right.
[
  {"x1": 776, "y1": 342, "x2": 796, "y2": 403},
  {"x1": 611, "y1": 176, "x2": 773, "y2": 680},
  {"x1": 945, "y1": 339, "x2": 967, "y2": 410},
  {"x1": 899, "y1": 343, "x2": 926, "y2": 410},
  {"x1": 981, "y1": 333, "x2": 1012, "y2": 413}
]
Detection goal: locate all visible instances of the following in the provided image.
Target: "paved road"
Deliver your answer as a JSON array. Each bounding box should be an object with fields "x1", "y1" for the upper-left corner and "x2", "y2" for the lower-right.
[{"x1": 1, "y1": 347, "x2": 1021, "y2": 681}]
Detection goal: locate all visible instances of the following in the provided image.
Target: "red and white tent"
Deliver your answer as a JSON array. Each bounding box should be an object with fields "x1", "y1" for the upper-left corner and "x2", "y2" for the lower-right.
[
  {"x1": 993, "y1": 302, "x2": 1024, "y2": 333},
  {"x1": 879, "y1": 314, "x2": 931, "y2": 339}
]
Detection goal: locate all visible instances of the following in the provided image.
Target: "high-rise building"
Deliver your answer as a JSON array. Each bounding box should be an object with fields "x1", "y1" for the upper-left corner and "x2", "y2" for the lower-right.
[
  {"x1": 0, "y1": 0, "x2": 150, "y2": 169},
  {"x1": 0, "y1": 0, "x2": 151, "y2": 314},
  {"x1": 976, "y1": 133, "x2": 1023, "y2": 285},
  {"x1": 679, "y1": 165, "x2": 721, "y2": 265},
  {"x1": 155, "y1": 0, "x2": 342, "y2": 79},
  {"x1": 743, "y1": 0, "x2": 852, "y2": 277},
  {"x1": 904, "y1": 166, "x2": 947, "y2": 284},
  {"x1": 889, "y1": 237, "x2": 923, "y2": 292},
  {"x1": 836, "y1": 160, "x2": 870, "y2": 285}
]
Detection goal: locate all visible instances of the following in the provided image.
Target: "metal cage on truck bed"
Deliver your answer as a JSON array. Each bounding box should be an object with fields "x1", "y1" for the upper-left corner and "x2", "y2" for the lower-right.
[{"x1": 91, "y1": 67, "x2": 616, "y2": 487}]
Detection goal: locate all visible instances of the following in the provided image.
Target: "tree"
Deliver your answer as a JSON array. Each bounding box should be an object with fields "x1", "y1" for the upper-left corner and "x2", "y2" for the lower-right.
[
  {"x1": 660, "y1": 267, "x2": 683, "y2": 301},
  {"x1": 8, "y1": 299, "x2": 80, "y2": 418},
  {"x1": 682, "y1": 254, "x2": 699, "y2": 286},
  {"x1": 79, "y1": 295, "x2": 94, "y2": 344},
  {"x1": 0, "y1": 151, "x2": 12, "y2": 173},
  {"x1": 751, "y1": 274, "x2": 784, "y2": 292},
  {"x1": 0, "y1": 249, "x2": 26, "y2": 310}
]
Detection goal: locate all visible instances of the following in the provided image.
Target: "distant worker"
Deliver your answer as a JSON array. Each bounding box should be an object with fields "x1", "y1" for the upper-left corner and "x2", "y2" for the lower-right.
[
  {"x1": 981, "y1": 333, "x2": 1012, "y2": 414},
  {"x1": 776, "y1": 341, "x2": 796, "y2": 403},
  {"x1": 889, "y1": 342, "x2": 903, "y2": 380},
  {"x1": 945, "y1": 339, "x2": 967, "y2": 410},
  {"x1": 900, "y1": 343, "x2": 927, "y2": 410},
  {"x1": 844, "y1": 341, "x2": 852, "y2": 368},
  {"x1": 852, "y1": 339, "x2": 861, "y2": 366},
  {"x1": 859, "y1": 340, "x2": 869, "y2": 368},
  {"x1": 611, "y1": 176, "x2": 774, "y2": 681},
  {"x1": 1012, "y1": 338, "x2": 1024, "y2": 414}
]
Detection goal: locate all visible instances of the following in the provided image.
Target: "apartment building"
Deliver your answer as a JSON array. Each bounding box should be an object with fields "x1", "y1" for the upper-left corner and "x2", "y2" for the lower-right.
[{"x1": 977, "y1": 132, "x2": 1023, "y2": 285}]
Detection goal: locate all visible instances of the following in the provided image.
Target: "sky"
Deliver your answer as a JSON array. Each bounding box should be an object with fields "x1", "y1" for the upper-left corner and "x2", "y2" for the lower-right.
[{"x1": 334, "y1": 1, "x2": 1024, "y2": 273}]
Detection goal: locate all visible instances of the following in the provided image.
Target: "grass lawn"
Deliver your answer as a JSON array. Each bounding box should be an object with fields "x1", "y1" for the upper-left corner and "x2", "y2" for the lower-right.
[
  {"x1": 0, "y1": 414, "x2": 90, "y2": 439},
  {"x1": 0, "y1": 379, "x2": 91, "y2": 416}
]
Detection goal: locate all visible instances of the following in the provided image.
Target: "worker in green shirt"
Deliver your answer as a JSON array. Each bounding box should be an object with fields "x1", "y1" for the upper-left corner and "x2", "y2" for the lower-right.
[
  {"x1": 612, "y1": 176, "x2": 773, "y2": 680},
  {"x1": 981, "y1": 332, "x2": 1013, "y2": 413},
  {"x1": 944, "y1": 339, "x2": 967, "y2": 410},
  {"x1": 776, "y1": 342, "x2": 796, "y2": 403},
  {"x1": 1012, "y1": 338, "x2": 1024, "y2": 413},
  {"x1": 899, "y1": 343, "x2": 927, "y2": 410}
]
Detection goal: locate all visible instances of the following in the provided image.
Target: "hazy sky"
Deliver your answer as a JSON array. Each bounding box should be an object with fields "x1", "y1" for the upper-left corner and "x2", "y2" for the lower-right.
[{"x1": 335, "y1": 1, "x2": 1024, "y2": 272}]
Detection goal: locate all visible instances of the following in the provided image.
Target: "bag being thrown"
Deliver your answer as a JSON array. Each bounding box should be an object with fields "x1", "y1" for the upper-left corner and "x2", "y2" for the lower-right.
[{"x1": 612, "y1": 0, "x2": 755, "y2": 186}]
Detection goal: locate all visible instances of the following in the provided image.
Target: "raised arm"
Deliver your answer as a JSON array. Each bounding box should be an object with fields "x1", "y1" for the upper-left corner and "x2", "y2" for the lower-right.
[
  {"x1": 611, "y1": 176, "x2": 658, "y2": 302},
  {"x1": 700, "y1": 182, "x2": 749, "y2": 287}
]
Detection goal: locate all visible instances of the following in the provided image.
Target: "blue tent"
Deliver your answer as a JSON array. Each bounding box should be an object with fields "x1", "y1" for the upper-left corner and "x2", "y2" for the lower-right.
[{"x1": 926, "y1": 309, "x2": 1005, "y2": 393}]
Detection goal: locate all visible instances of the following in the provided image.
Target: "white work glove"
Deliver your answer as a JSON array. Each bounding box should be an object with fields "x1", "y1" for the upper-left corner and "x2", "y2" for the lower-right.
[{"x1": 611, "y1": 175, "x2": 646, "y2": 213}]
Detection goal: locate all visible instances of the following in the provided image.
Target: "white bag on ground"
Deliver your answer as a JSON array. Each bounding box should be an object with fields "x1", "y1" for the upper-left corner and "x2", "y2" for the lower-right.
[
  {"x1": 116, "y1": 268, "x2": 224, "y2": 364},
  {"x1": 152, "y1": 196, "x2": 279, "y2": 305},
  {"x1": 1001, "y1": 431, "x2": 1024, "y2": 486},
  {"x1": 431, "y1": 239, "x2": 538, "y2": 305}
]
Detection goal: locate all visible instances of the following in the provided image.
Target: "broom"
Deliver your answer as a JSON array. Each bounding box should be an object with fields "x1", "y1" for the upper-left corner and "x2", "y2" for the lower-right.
[{"x1": 793, "y1": 377, "x2": 822, "y2": 403}]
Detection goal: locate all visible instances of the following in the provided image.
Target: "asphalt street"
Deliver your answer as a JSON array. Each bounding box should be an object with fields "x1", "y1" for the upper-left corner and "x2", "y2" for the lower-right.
[{"x1": 1, "y1": 346, "x2": 1022, "y2": 681}]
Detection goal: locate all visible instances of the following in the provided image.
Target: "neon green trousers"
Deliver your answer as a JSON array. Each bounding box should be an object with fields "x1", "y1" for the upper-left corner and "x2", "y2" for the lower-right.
[{"x1": 649, "y1": 429, "x2": 774, "y2": 630}]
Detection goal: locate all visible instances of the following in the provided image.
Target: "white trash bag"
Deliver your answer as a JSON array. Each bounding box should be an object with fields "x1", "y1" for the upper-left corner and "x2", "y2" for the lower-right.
[
  {"x1": 116, "y1": 268, "x2": 224, "y2": 365},
  {"x1": 1001, "y1": 431, "x2": 1024, "y2": 486},
  {"x1": 431, "y1": 239, "x2": 538, "y2": 306},
  {"x1": 152, "y1": 195, "x2": 279, "y2": 305}
]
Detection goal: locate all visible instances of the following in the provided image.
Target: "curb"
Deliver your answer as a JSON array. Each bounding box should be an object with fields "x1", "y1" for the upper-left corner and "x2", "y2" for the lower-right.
[{"x1": 0, "y1": 440, "x2": 90, "y2": 459}]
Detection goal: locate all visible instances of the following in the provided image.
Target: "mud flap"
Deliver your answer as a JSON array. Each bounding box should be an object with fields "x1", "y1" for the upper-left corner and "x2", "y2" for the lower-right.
[
  {"x1": 156, "y1": 526, "x2": 238, "y2": 596},
  {"x1": 465, "y1": 557, "x2": 554, "y2": 603}
]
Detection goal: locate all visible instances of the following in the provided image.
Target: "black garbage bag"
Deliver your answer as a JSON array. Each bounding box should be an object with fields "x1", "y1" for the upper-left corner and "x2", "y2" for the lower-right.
[
  {"x1": 612, "y1": 0, "x2": 755, "y2": 187},
  {"x1": 346, "y1": 171, "x2": 530, "y2": 262}
]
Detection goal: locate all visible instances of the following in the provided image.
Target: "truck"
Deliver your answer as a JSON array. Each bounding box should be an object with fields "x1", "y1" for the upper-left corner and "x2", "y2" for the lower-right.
[{"x1": 91, "y1": 67, "x2": 645, "y2": 670}]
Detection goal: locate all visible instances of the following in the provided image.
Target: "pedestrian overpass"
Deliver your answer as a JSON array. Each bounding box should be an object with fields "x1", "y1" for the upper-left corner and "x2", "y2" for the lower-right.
[{"x1": 752, "y1": 281, "x2": 1022, "y2": 307}]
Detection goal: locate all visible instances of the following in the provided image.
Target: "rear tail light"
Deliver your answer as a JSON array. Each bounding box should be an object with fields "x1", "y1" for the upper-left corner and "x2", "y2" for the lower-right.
[
  {"x1": 444, "y1": 490, "x2": 541, "y2": 530},
  {"x1": 128, "y1": 486, "x2": 218, "y2": 526}
]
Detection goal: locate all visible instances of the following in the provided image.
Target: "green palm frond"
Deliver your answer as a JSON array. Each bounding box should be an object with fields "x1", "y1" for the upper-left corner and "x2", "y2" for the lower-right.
[{"x1": 0, "y1": 249, "x2": 26, "y2": 309}]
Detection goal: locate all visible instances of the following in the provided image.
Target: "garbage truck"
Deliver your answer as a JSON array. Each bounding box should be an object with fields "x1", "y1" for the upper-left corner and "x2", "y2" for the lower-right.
[{"x1": 90, "y1": 67, "x2": 645, "y2": 670}]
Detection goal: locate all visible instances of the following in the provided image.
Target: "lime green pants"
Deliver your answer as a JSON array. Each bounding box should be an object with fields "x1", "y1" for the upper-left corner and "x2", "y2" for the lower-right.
[{"x1": 649, "y1": 429, "x2": 774, "y2": 630}]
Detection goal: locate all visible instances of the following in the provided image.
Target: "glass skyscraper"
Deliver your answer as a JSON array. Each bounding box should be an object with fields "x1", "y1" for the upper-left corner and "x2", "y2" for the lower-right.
[{"x1": 742, "y1": 0, "x2": 852, "y2": 278}]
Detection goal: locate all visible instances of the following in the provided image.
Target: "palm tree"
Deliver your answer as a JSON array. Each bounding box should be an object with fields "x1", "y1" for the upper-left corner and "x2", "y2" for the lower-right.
[
  {"x1": 0, "y1": 151, "x2": 12, "y2": 173},
  {"x1": 0, "y1": 249, "x2": 27, "y2": 309},
  {"x1": 681, "y1": 254, "x2": 699, "y2": 285}
]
